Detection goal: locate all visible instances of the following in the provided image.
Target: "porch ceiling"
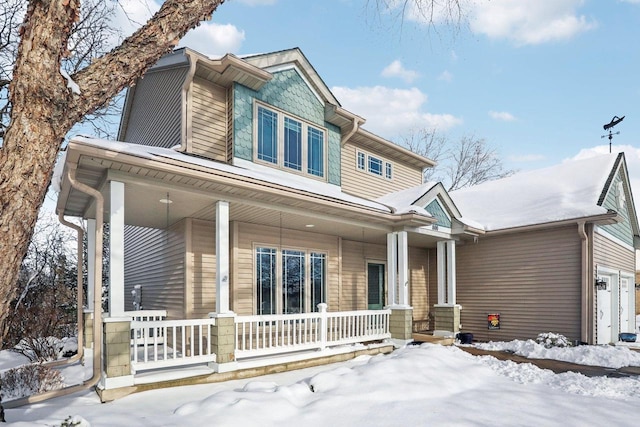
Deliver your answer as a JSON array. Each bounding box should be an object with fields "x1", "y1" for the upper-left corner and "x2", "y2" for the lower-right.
[{"x1": 60, "y1": 153, "x2": 398, "y2": 245}]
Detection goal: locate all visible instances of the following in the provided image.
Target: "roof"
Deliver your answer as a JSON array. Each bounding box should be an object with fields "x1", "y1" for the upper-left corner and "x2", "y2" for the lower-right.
[{"x1": 449, "y1": 154, "x2": 620, "y2": 231}]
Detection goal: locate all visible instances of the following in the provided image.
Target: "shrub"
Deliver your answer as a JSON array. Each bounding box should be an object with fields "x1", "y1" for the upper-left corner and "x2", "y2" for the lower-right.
[
  {"x1": 1, "y1": 364, "x2": 63, "y2": 401},
  {"x1": 535, "y1": 332, "x2": 572, "y2": 349}
]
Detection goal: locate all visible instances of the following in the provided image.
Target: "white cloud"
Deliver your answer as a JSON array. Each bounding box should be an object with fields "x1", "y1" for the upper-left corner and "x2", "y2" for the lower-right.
[
  {"x1": 110, "y1": 1, "x2": 244, "y2": 55},
  {"x1": 438, "y1": 70, "x2": 453, "y2": 82},
  {"x1": 179, "y1": 23, "x2": 246, "y2": 56},
  {"x1": 508, "y1": 154, "x2": 545, "y2": 162},
  {"x1": 489, "y1": 110, "x2": 516, "y2": 121},
  {"x1": 381, "y1": 60, "x2": 420, "y2": 83},
  {"x1": 469, "y1": 0, "x2": 597, "y2": 45},
  {"x1": 331, "y1": 85, "x2": 462, "y2": 138}
]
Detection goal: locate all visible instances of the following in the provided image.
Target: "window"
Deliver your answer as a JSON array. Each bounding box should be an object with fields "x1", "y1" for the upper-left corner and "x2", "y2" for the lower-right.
[
  {"x1": 284, "y1": 117, "x2": 302, "y2": 171},
  {"x1": 255, "y1": 103, "x2": 326, "y2": 179},
  {"x1": 256, "y1": 247, "x2": 277, "y2": 315},
  {"x1": 368, "y1": 156, "x2": 383, "y2": 176},
  {"x1": 357, "y1": 152, "x2": 365, "y2": 170},
  {"x1": 257, "y1": 106, "x2": 278, "y2": 164},
  {"x1": 282, "y1": 250, "x2": 305, "y2": 314},
  {"x1": 310, "y1": 253, "x2": 326, "y2": 311},
  {"x1": 307, "y1": 127, "x2": 324, "y2": 177},
  {"x1": 255, "y1": 247, "x2": 327, "y2": 314},
  {"x1": 356, "y1": 150, "x2": 392, "y2": 180}
]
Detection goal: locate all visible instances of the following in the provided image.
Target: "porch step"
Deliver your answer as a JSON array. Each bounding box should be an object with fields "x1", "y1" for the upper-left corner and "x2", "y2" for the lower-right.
[{"x1": 412, "y1": 332, "x2": 454, "y2": 346}]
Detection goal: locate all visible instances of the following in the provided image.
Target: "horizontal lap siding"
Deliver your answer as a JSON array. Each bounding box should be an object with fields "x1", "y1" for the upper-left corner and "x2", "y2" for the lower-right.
[
  {"x1": 456, "y1": 226, "x2": 582, "y2": 343},
  {"x1": 235, "y1": 222, "x2": 340, "y2": 315},
  {"x1": 341, "y1": 142, "x2": 422, "y2": 199},
  {"x1": 124, "y1": 221, "x2": 186, "y2": 319},
  {"x1": 190, "y1": 77, "x2": 228, "y2": 161},
  {"x1": 593, "y1": 231, "x2": 635, "y2": 273},
  {"x1": 189, "y1": 219, "x2": 217, "y2": 318}
]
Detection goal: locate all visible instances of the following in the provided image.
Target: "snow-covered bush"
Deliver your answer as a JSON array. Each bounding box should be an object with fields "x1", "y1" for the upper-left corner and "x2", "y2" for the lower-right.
[
  {"x1": 11, "y1": 336, "x2": 78, "y2": 363},
  {"x1": 535, "y1": 332, "x2": 572, "y2": 348},
  {"x1": 0, "y1": 364, "x2": 63, "y2": 401}
]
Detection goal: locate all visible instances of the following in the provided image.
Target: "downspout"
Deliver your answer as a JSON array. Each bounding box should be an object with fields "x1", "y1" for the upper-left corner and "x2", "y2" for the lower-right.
[
  {"x1": 578, "y1": 221, "x2": 590, "y2": 344},
  {"x1": 340, "y1": 117, "x2": 361, "y2": 147},
  {"x1": 44, "y1": 212, "x2": 85, "y2": 368},
  {"x1": 4, "y1": 167, "x2": 104, "y2": 408}
]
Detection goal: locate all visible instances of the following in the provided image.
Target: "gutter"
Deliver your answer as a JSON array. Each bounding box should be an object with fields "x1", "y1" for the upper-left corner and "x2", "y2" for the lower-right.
[
  {"x1": 4, "y1": 167, "x2": 105, "y2": 408},
  {"x1": 481, "y1": 211, "x2": 620, "y2": 236}
]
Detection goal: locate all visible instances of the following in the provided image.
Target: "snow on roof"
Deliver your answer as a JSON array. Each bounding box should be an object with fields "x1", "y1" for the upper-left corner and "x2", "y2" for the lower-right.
[
  {"x1": 450, "y1": 154, "x2": 618, "y2": 231},
  {"x1": 376, "y1": 182, "x2": 438, "y2": 208},
  {"x1": 70, "y1": 136, "x2": 393, "y2": 213}
]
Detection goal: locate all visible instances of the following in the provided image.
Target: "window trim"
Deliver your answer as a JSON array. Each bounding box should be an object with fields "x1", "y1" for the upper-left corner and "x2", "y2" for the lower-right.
[
  {"x1": 356, "y1": 149, "x2": 393, "y2": 181},
  {"x1": 253, "y1": 244, "x2": 328, "y2": 315},
  {"x1": 254, "y1": 101, "x2": 328, "y2": 181}
]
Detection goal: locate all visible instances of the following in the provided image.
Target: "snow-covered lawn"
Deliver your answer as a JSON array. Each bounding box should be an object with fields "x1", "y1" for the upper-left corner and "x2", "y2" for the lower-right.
[{"x1": 3, "y1": 340, "x2": 640, "y2": 426}]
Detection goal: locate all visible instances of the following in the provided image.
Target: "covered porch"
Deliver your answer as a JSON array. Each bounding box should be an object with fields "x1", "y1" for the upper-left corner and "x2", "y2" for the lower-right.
[{"x1": 56, "y1": 137, "x2": 466, "y2": 397}]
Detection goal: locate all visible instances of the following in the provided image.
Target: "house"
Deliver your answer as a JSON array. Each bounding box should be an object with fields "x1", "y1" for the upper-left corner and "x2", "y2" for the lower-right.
[{"x1": 54, "y1": 47, "x2": 638, "y2": 398}]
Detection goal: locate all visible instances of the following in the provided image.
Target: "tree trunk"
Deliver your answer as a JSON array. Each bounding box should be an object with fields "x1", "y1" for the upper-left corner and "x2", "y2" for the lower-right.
[{"x1": 0, "y1": 0, "x2": 225, "y2": 350}]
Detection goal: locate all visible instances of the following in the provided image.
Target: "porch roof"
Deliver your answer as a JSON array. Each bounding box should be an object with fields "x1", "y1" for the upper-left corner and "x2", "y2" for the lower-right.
[{"x1": 55, "y1": 137, "x2": 435, "y2": 242}]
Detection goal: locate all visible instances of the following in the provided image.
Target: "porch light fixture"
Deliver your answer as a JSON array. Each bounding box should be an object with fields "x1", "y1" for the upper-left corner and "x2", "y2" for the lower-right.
[
  {"x1": 595, "y1": 278, "x2": 607, "y2": 290},
  {"x1": 305, "y1": 224, "x2": 315, "y2": 228},
  {"x1": 159, "y1": 197, "x2": 173, "y2": 204}
]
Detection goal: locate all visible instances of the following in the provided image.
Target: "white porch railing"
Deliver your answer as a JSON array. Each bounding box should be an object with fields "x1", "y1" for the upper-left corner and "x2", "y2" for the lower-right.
[
  {"x1": 125, "y1": 310, "x2": 167, "y2": 345},
  {"x1": 130, "y1": 318, "x2": 216, "y2": 372},
  {"x1": 235, "y1": 305, "x2": 391, "y2": 359}
]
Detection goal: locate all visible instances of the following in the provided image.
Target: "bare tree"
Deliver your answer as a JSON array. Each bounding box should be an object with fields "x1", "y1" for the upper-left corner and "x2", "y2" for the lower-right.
[
  {"x1": 0, "y1": 0, "x2": 123, "y2": 141},
  {"x1": 399, "y1": 130, "x2": 515, "y2": 191},
  {"x1": 0, "y1": 0, "x2": 228, "y2": 353}
]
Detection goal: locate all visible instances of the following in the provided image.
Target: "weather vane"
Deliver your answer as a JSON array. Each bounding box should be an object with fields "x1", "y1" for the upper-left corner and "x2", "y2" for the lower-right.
[{"x1": 601, "y1": 115, "x2": 625, "y2": 153}]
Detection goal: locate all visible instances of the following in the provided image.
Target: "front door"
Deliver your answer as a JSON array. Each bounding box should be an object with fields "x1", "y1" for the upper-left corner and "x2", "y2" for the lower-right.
[{"x1": 367, "y1": 263, "x2": 385, "y2": 310}]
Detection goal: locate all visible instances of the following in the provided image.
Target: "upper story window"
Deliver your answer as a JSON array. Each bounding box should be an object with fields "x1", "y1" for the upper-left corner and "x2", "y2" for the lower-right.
[
  {"x1": 356, "y1": 149, "x2": 393, "y2": 181},
  {"x1": 255, "y1": 103, "x2": 326, "y2": 179}
]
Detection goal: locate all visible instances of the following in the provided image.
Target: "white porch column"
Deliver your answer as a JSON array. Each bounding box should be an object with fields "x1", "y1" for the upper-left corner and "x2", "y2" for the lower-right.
[
  {"x1": 86, "y1": 218, "x2": 96, "y2": 310},
  {"x1": 436, "y1": 241, "x2": 446, "y2": 305},
  {"x1": 446, "y1": 240, "x2": 456, "y2": 304},
  {"x1": 387, "y1": 232, "x2": 397, "y2": 306},
  {"x1": 397, "y1": 231, "x2": 409, "y2": 306},
  {"x1": 216, "y1": 201, "x2": 230, "y2": 314},
  {"x1": 109, "y1": 181, "x2": 125, "y2": 316}
]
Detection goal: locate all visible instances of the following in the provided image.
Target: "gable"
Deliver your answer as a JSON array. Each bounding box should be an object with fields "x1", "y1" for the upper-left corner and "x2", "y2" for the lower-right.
[
  {"x1": 425, "y1": 198, "x2": 452, "y2": 228},
  {"x1": 599, "y1": 166, "x2": 635, "y2": 247},
  {"x1": 232, "y1": 67, "x2": 341, "y2": 185}
]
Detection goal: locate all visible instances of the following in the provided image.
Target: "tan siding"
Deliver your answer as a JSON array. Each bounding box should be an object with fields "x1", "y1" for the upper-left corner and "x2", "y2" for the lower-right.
[
  {"x1": 124, "y1": 221, "x2": 186, "y2": 319},
  {"x1": 189, "y1": 219, "x2": 217, "y2": 318},
  {"x1": 235, "y1": 222, "x2": 340, "y2": 315},
  {"x1": 409, "y1": 247, "x2": 430, "y2": 325},
  {"x1": 341, "y1": 240, "x2": 387, "y2": 311},
  {"x1": 189, "y1": 77, "x2": 228, "y2": 161},
  {"x1": 123, "y1": 67, "x2": 188, "y2": 148},
  {"x1": 593, "y1": 231, "x2": 635, "y2": 273},
  {"x1": 341, "y1": 142, "x2": 423, "y2": 199},
  {"x1": 456, "y1": 226, "x2": 582, "y2": 343}
]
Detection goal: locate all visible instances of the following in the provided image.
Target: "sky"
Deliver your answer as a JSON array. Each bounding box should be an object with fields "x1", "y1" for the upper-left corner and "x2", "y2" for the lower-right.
[
  {"x1": 86, "y1": 0, "x2": 640, "y2": 202},
  {"x1": 108, "y1": 0, "x2": 640, "y2": 171},
  {"x1": 4, "y1": 335, "x2": 640, "y2": 426}
]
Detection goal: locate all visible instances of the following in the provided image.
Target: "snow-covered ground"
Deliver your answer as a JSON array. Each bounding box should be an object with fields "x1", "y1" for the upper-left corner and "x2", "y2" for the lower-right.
[{"x1": 3, "y1": 340, "x2": 640, "y2": 427}]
